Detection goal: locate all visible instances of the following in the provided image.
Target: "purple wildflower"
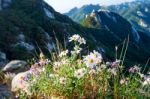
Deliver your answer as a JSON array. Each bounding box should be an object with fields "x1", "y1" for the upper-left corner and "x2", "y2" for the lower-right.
[
  {"x1": 111, "y1": 60, "x2": 121, "y2": 68},
  {"x1": 129, "y1": 65, "x2": 140, "y2": 73}
]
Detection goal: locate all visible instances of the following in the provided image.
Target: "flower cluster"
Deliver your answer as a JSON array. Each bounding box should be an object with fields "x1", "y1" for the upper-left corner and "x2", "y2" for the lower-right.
[
  {"x1": 129, "y1": 65, "x2": 140, "y2": 73},
  {"x1": 74, "y1": 68, "x2": 86, "y2": 79},
  {"x1": 69, "y1": 34, "x2": 86, "y2": 45},
  {"x1": 59, "y1": 50, "x2": 68, "y2": 57},
  {"x1": 16, "y1": 34, "x2": 150, "y2": 99}
]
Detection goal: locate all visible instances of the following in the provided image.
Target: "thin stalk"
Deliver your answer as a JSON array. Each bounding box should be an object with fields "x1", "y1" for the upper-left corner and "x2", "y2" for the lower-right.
[
  {"x1": 119, "y1": 40, "x2": 126, "y2": 61},
  {"x1": 142, "y1": 58, "x2": 150, "y2": 74},
  {"x1": 121, "y1": 36, "x2": 129, "y2": 66}
]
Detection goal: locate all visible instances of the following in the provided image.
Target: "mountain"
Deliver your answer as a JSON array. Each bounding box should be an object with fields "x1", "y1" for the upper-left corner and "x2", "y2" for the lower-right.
[
  {"x1": 81, "y1": 10, "x2": 150, "y2": 64},
  {"x1": 0, "y1": 0, "x2": 150, "y2": 67},
  {"x1": 0, "y1": 0, "x2": 98, "y2": 60},
  {"x1": 81, "y1": 10, "x2": 140, "y2": 42},
  {"x1": 65, "y1": 4, "x2": 101, "y2": 23},
  {"x1": 65, "y1": 0, "x2": 150, "y2": 36},
  {"x1": 107, "y1": 0, "x2": 150, "y2": 36}
]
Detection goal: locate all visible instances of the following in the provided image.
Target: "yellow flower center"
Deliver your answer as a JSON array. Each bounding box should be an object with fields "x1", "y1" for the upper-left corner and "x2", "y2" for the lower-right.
[{"x1": 89, "y1": 59, "x2": 94, "y2": 64}]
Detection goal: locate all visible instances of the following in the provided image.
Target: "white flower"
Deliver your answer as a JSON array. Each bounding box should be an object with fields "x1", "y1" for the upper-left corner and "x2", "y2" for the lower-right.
[
  {"x1": 143, "y1": 76, "x2": 150, "y2": 86},
  {"x1": 69, "y1": 34, "x2": 86, "y2": 45},
  {"x1": 93, "y1": 50, "x2": 103, "y2": 64},
  {"x1": 71, "y1": 46, "x2": 82, "y2": 55},
  {"x1": 138, "y1": 73, "x2": 145, "y2": 78},
  {"x1": 59, "y1": 50, "x2": 68, "y2": 57},
  {"x1": 108, "y1": 68, "x2": 117, "y2": 76},
  {"x1": 69, "y1": 34, "x2": 81, "y2": 42},
  {"x1": 74, "y1": 68, "x2": 86, "y2": 79},
  {"x1": 84, "y1": 50, "x2": 102, "y2": 68},
  {"x1": 78, "y1": 37, "x2": 86, "y2": 45},
  {"x1": 84, "y1": 54, "x2": 97, "y2": 68},
  {"x1": 59, "y1": 77, "x2": 67, "y2": 84},
  {"x1": 120, "y1": 79, "x2": 126, "y2": 85},
  {"x1": 53, "y1": 66, "x2": 60, "y2": 72}
]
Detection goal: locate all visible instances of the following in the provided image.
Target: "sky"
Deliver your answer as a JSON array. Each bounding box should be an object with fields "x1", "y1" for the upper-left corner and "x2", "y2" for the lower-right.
[{"x1": 44, "y1": 0, "x2": 135, "y2": 13}]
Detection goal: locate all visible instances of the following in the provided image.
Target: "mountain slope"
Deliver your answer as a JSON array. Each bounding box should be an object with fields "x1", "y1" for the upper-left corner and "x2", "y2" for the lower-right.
[
  {"x1": 80, "y1": 10, "x2": 150, "y2": 64},
  {"x1": 66, "y1": 0, "x2": 150, "y2": 36},
  {"x1": 0, "y1": 0, "x2": 98, "y2": 60},
  {"x1": 65, "y1": 4, "x2": 101, "y2": 23},
  {"x1": 0, "y1": 0, "x2": 150, "y2": 66}
]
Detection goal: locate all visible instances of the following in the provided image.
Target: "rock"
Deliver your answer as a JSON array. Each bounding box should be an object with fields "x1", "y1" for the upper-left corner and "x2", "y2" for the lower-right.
[
  {"x1": 2, "y1": 60, "x2": 29, "y2": 74},
  {"x1": 13, "y1": 41, "x2": 35, "y2": 52},
  {"x1": 11, "y1": 71, "x2": 31, "y2": 95},
  {"x1": 0, "y1": 84, "x2": 13, "y2": 99}
]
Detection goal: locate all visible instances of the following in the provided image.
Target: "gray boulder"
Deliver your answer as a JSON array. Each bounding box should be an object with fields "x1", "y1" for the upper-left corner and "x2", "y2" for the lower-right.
[{"x1": 2, "y1": 60, "x2": 29, "y2": 74}]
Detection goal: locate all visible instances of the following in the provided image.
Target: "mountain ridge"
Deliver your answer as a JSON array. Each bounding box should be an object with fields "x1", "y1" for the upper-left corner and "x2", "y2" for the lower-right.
[
  {"x1": 0, "y1": 0, "x2": 150, "y2": 67},
  {"x1": 65, "y1": 0, "x2": 150, "y2": 37}
]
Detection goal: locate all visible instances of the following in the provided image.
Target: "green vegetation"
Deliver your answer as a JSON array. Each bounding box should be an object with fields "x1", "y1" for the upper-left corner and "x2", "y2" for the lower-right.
[{"x1": 14, "y1": 35, "x2": 150, "y2": 98}]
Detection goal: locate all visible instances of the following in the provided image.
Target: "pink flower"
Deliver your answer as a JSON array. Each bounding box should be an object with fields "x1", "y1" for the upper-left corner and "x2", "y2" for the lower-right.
[
  {"x1": 129, "y1": 65, "x2": 140, "y2": 73},
  {"x1": 111, "y1": 60, "x2": 121, "y2": 68}
]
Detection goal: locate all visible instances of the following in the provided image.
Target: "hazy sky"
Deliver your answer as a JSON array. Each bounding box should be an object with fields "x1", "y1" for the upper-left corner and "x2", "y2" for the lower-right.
[{"x1": 44, "y1": 0, "x2": 135, "y2": 13}]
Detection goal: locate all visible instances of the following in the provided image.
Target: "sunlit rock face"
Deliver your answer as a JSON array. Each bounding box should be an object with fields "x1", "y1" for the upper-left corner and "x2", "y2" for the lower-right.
[{"x1": 0, "y1": 0, "x2": 11, "y2": 10}]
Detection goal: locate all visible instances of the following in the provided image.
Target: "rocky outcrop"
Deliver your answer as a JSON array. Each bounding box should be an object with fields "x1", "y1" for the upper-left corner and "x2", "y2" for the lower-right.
[{"x1": 2, "y1": 60, "x2": 29, "y2": 74}]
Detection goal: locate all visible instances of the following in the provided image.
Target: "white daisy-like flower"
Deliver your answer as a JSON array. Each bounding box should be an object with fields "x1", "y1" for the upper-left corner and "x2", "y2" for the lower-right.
[
  {"x1": 53, "y1": 66, "x2": 60, "y2": 73},
  {"x1": 59, "y1": 50, "x2": 69, "y2": 57},
  {"x1": 93, "y1": 50, "x2": 102, "y2": 64},
  {"x1": 59, "y1": 77, "x2": 67, "y2": 84},
  {"x1": 84, "y1": 54, "x2": 97, "y2": 68},
  {"x1": 74, "y1": 68, "x2": 86, "y2": 79},
  {"x1": 78, "y1": 37, "x2": 86, "y2": 45},
  {"x1": 69, "y1": 34, "x2": 81, "y2": 42},
  {"x1": 69, "y1": 34, "x2": 86, "y2": 45},
  {"x1": 84, "y1": 51, "x2": 102, "y2": 68}
]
